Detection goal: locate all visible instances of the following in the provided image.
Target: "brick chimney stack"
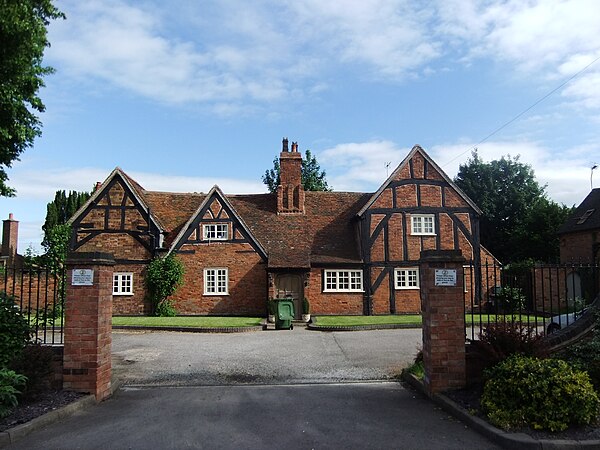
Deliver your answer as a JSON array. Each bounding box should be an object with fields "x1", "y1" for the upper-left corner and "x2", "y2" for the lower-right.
[
  {"x1": 277, "y1": 138, "x2": 305, "y2": 214},
  {"x1": 2, "y1": 213, "x2": 19, "y2": 266}
]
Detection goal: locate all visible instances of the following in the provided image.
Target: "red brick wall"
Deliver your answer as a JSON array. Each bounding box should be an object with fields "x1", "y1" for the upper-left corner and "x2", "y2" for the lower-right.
[
  {"x1": 371, "y1": 267, "x2": 390, "y2": 314},
  {"x1": 112, "y1": 263, "x2": 149, "y2": 315},
  {"x1": 64, "y1": 256, "x2": 113, "y2": 401},
  {"x1": 560, "y1": 231, "x2": 597, "y2": 263},
  {"x1": 170, "y1": 242, "x2": 267, "y2": 315},
  {"x1": 305, "y1": 268, "x2": 363, "y2": 315}
]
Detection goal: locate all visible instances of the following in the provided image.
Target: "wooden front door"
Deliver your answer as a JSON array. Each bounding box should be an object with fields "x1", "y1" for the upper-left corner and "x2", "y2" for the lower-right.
[{"x1": 275, "y1": 274, "x2": 303, "y2": 319}]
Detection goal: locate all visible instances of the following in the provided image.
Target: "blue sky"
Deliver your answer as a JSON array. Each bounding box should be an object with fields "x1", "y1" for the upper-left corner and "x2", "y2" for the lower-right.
[{"x1": 2, "y1": 0, "x2": 600, "y2": 253}]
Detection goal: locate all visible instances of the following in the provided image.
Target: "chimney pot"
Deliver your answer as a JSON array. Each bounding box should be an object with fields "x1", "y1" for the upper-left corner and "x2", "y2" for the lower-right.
[
  {"x1": 95, "y1": 182, "x2": 102, "y2": 192},
  {"x1": 8, "y1": 213, "x2": 13, "y2": 220},
  {"x1": 282, "y1": 137, "x2": 289, "y2": 152},
  {"x1": 291, "y1": 142, "x2": 298, "y2": 152}
]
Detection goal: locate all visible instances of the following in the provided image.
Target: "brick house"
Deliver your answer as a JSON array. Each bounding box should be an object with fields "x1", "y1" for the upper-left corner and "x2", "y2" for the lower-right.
[
  {"x1": 558, "y1": 188, "x2": 600, "y2": 264},
  {"x1": 69, "y1": 141, "x2": 494, "y2": 316}
]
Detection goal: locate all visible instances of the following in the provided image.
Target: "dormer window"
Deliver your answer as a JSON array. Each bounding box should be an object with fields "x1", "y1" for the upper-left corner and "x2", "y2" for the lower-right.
[
  {"x1": 203, "y1": 223, "x2": 228, "y2": 241},
  {"x1": 577, "y1": 209, "x2": 595, "y2": 225}
]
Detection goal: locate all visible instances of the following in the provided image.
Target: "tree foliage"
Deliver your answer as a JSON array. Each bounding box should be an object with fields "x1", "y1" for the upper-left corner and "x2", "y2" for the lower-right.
[
  {"x1": 262, "y1": 149, "x2": 331, "y2": 193},
  {"x1": 0, "y1": 0, "x2": 65, "y2": 196},
  {"x1": 41, "y1": 190, "x2": 91, "y2": 271},
  {"x1": 454, "y1": 151, "x2": 572, "y2": 263},
  {"x1": 146, "y1": 254, "x2": 185, "y2": 317}
]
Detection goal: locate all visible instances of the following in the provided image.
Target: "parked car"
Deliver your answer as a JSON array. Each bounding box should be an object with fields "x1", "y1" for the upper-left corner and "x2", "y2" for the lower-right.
[{"x1": 546, "y1": 308, "x2": 588, "y2": 334}]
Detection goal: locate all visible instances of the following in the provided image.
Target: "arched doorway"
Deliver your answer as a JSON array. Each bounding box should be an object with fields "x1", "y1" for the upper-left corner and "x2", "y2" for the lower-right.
[{"x1": 275, "y1": 274, "x2": 303, "y2": 319}]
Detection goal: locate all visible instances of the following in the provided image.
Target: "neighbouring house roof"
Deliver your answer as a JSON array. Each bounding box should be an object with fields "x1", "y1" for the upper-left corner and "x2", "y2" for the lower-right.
[{"x1": 558, "y1": 188, "x2": 600, "y2": 235}]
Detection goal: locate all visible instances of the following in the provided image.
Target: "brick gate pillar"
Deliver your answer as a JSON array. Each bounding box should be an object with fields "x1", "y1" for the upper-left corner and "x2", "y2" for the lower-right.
[
  {"x1": 420, "y1": 249, "x2": 466, "y2": 394},
  {"x1": 64, "y1": 252, "x2": 114, "y2": 401}
]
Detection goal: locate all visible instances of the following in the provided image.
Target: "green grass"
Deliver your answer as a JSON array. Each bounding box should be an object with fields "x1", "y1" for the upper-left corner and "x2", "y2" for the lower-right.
[
  {"x1": 315, "y1": 313, "x2": 547, "y2": 327},
  {"x1": 315, "y1": 315, "x2": 422, "y2": 326},
  {"x1": 465, "y1": 313, "x2": 547, "y2": 324},
  {"x1": 112, "y1": 316, "x2": 263, "y2": 328}
]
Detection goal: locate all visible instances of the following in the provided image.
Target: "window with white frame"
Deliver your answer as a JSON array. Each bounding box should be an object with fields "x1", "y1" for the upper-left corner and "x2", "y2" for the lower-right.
[
  {"x1": 324, "y1": 270, "x2": 363, "y2": 292},
  {"x1": 202, "y1": 223, "x2": 228, "y2": 241},
  {"x1": 395, "y1": 268, "x2": 419, "y2": 290},
  {"x1": 411, "y1": 214, "x2": 435, "y2": 235},
  {"x1": 204, "y1": 268, "x2": 228, "y2": 295},
  {"x1": 113, "y1": 272, "x2": 133, "y2": 295}
]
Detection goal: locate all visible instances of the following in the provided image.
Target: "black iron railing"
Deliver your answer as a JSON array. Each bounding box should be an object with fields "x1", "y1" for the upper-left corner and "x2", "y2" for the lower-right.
[
  {"x1": 464, "y1": 261, "x2": 600, "y2": 340},
  {"x1": 1, "y1": 264, "x2": 66, "y2": 345}
]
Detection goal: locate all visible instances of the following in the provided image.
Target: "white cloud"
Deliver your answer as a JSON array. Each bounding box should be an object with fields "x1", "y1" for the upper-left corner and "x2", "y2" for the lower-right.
[
  {"x1": 45, "y1": 0, "x2": 600, "y2": 116},
  {"x1": 429, "y1": 140, "x2": 596, "y2": 206},
  {"x1": 320, "y1": 140, "x2": 413, "y2": 191},
  {"x1": 319, "y1": 138, "x2": 596, "y2": 206}
]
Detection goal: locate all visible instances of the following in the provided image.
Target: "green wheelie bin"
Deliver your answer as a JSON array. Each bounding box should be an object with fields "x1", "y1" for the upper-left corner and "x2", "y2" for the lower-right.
[{"x1": 275, "y1": 298, "x2": 294, "y2": 330}]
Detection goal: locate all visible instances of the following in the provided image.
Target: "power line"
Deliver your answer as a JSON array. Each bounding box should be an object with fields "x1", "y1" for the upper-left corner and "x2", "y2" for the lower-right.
[{"x1": 443, "y1": 52, "x2": 600, "y2": 168}]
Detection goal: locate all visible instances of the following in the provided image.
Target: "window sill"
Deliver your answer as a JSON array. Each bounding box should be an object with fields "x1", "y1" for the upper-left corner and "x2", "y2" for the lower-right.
[
  {"x1": 411, "y1": 233, "x2": 436, "y2": 236},
  {"x1": 395, "y1": 287, "x2": 420, "y2": 291},
  {"x1": 203, "y1": 293, "x2": 229, "y2": 296},
  {"x1": 113, "y1": 293, "x2": 134, "y2": 296},
  {"x1": 323, "y1": 290, "x2": 364, "y2": 293}
]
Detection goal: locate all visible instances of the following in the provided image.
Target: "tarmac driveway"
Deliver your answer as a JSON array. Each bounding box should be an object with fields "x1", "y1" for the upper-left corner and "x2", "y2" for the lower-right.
[{"x1": 111, "y1": 327, "x2": 423, "y2": 386}]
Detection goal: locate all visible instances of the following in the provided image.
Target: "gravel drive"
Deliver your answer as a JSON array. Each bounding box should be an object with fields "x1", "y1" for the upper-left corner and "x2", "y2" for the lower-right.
[{"x1": 112, "y1": 327, "x2": 422, "y2": 386}]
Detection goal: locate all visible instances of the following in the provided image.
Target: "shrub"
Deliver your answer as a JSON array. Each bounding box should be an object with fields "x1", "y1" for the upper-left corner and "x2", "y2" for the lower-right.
[
  {"x1": 146, "y1": 254, "x2": 184, "y2": 317},
  {"x1": 473, "y1": 320, "x2": 548, "y2": 369},
  {"x1": 10, "y1": 344, "x2": 54, "y2": 399},
  {"x1": 558, "y1": 318, "x2": 600, "y2": 390},
  {"x1": 0, "y1": 292, "x2": 31, "y2": 368},
  {"x1": 481, "y1": 355, "x2": 600, "y2": 432},
  {"x1": 0, "y1": 369, "x2": 27, "y2": 418},
  {"x1": 495, "y1": 286, "x2": 526, "y2": 312},
  {"x1": 154, "y1": 300, "x2": 176, "y2": 317}
]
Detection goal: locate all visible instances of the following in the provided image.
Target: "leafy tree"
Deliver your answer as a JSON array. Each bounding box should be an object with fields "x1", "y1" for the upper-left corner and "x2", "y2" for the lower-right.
[
  {"x1": 0, "y1": 0, "x2": 65, "y2": 196},
  {"x1": 454, "y1": 151, "x2": 572, "y2": 263},
  {"x1": 40, "y1": 190, "x2": 91, "y2": 271},
  {"x1": 262, "y1": 149, "x2": 331, "y2": 193},
  {"x1": 42, "y1": 190, "x2": 91, "y2": 248}
]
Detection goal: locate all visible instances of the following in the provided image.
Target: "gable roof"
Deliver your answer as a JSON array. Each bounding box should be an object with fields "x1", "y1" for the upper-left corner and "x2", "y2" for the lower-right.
[
  {"x1": 357, "y1": 145, "x2": 482, "y2": 217},
  {"x1": 558, "y1": 188, "x2": 600, "y2": 235},
  {"x1": 166, "y1": 185, "x2": 268, "y2": 259},
  {"x1": 68, "y1": 167, "x2": 165, "y2": 235}
]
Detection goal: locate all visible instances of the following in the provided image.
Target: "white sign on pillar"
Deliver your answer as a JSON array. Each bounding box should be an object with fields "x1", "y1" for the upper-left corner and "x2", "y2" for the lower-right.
[
  {"x1": 72, "y1": 269, "x2": 94, "y2": 286},
  {"x1": 434, "y1": 269, "x2": 457, "y2": 286}
]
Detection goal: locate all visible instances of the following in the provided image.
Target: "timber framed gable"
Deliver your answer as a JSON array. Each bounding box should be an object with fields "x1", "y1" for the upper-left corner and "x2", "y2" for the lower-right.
[
  {"x1": 69, "y1": 168, "x2": 163, "y2": 259},
  {"x1": 168, "y1": 186, "x2": 268, "y2": 260},
  {"x1": 358, "y1": 145, "x2": 483, "y2": 314}
]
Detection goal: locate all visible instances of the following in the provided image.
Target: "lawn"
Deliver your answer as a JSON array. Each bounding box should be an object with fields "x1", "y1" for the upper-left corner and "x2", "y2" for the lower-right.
[
  {"x1": 314, "y1": 315, "x2": 422, "y2": 326},
  {"x1": 112, "y1": 316, "x2": 263, "y2": 328},
  {"x1": 315, "y1": 313, "x2": 546, "y2": 327}
]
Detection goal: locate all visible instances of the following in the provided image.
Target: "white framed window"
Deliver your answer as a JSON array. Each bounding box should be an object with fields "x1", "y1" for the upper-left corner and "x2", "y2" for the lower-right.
[
  {"x1": 324, "y1": 270, "x2": 363, "y2": 292},
  {"x1": 113, "y1": 272, "x2": 133, "y2": 295},
  {"x1": 395, "y1": 268, "x2": 419, "y2": 290},
  {"x1": 411, "y1": 214, "x2": 435, "y2": 235},
  {"x1": 204, "y1": 268, "x2": 228, "y2": 295},
  {"x1": 202, "y1": 223, "x2": 228, "y2": 241}
]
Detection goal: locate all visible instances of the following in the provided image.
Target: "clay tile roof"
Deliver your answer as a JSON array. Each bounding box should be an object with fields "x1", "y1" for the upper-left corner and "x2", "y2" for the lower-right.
[
  {"x1": 143, "y1": 191, "x2": 206, "y2": 247},
  {"x1": 230, "y1": 191, "x2": 370, "y2": 268},
  {"x1": 558, "y1": 188, "x2": 600, "y2": 235}
]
